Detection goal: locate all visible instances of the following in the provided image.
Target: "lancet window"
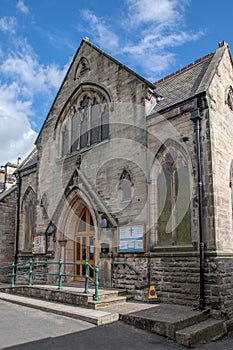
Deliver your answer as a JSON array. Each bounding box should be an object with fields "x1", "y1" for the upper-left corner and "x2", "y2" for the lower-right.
[
  {"x1": 60, "y1": 92, "x2": 109, "y2": 157},
  {"x1": 22, "y1": 187, "x2": 36, "y2": 251},
  {"x1": 119, "y1": 170, "x2": 132, "y2": 202},
  {"x1": 156, "y1": 145, "x2": 191, "y2": 246}
]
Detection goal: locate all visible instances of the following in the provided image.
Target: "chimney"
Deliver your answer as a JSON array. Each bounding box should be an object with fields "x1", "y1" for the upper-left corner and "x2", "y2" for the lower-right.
[{"x1": 17, "y1": 157, "x2": 21, "y2": 167}]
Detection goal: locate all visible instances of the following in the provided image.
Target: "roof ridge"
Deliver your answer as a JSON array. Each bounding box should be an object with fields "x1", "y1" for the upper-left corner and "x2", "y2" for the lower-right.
[
  {"x1": 0, "y1": 184, "x2": 17, "y2": 201},
  {"x1": 154, "y1": 52, "x2": 215, "y2": 86},
  {"x1": 18, "y1": 148, "x2": 37, "y2": 171}
]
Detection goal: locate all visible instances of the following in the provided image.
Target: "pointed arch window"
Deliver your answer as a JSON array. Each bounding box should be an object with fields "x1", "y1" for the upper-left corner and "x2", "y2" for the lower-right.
[
  {"x1": 75, "y1": 57, "x2": 90, "y2": 79},
  {"x1": 157, "y1": 146, "x2": 191, "y2": 246},
  {"x1": 40, "y1": 193, "x2": 48, "y2": 218},
  {"x1": 101, "y1": 104, "x2": 109, "y2": 141},
  {"x1": 71, "y1": 109, "x2": 78, "y2": 152},
  {"x1": 61, "y1": 123, "x2": 69, "y2": 157},
  {"x1": 119, "y1": 170, "x2": 132, "y2": 202},
  {"x1": 227, "y1": 86, "x2": 233, "y2": 111},
  {"x1": 22, "y1": 188, "x2": 36, "y2": 251},
  {"x1": 80, "y1": 95, "x2": 90, "y2": 149},
  {"x1": 60, "y1": 90, "x2": 110, "y2": 158},
  {"x1": 80, "y1": 115, "x2": 88, "y2": 149},
  {"x1": 78, "y1": 210, "x2": 87, "y2": 232},
  {"x1": 91, "y1": 98, "x2": 100, "y2": 145}
]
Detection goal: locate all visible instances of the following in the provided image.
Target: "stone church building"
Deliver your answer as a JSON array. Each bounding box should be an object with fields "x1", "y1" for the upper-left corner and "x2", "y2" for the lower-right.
[{"x1": 1, "y1": 38, "x2": 233, "y2": 325}]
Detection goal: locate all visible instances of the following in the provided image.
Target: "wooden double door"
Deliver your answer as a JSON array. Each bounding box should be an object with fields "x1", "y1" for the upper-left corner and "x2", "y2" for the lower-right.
[{"x1": 74, "y1": 207, "x2": 95, "y2": 279}]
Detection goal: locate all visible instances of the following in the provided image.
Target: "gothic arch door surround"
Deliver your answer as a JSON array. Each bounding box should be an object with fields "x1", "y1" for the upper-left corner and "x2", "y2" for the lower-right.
[{"x1": 74, "y1": 207, "x2": 95, "y2": 280}]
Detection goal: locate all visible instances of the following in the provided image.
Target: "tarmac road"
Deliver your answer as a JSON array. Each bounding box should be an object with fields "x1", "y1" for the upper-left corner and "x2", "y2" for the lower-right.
[{"x1": 1, "y1": 300, "x2": 233, "y2": 350}]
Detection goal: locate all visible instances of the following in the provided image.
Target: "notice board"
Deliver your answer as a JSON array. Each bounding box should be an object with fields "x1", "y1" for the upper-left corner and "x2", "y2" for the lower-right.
[{"x1": 118, "y1": 224, "x2": 144, "y2": 252}]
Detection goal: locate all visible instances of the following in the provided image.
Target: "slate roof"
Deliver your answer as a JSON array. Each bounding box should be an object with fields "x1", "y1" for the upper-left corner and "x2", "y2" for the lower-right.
[
  {"x1": 153, "y1": 53, "x2": 214, "y2": 113},
  {"x1": 18, "y1": 148, "x2": 38, "y2": 172}
]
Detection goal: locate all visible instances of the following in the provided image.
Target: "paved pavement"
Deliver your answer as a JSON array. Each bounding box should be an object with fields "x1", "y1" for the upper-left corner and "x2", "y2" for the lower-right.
[
  {"x1": 0, "y1": 300, "x2": 94, "y2": 349},
  {"x1": 0, "y1": 292, "x2": 119, "y2": 325},
  {"x1": 0, "y1": 288, "x2": 205, "y2": 327},
  {"x1": 1, "y1": 299, "x2": 233, "y2": 350}
]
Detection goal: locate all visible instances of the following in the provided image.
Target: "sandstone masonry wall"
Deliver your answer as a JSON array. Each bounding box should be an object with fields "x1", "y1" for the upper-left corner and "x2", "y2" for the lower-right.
[
  {"x1": 35, "y1": 40, "x2": 151, "y2": 269},
  {"x1": 208, "y1": 46, "x2": 233, "y2": 251},
  {"x1": 0, "y1": 187, "x2": 17, "y2": 281}
]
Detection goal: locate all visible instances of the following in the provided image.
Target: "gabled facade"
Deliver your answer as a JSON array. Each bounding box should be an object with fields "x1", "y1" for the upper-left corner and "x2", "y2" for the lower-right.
[
  {"x1": 1, "y1": 38, "x2": 233, "y2": 325},
  {"x1": 0, "y1": 162, "x2": 18, "y2": 193}
]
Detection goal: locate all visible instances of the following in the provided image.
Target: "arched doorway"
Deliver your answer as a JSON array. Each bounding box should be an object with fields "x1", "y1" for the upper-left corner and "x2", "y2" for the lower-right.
[{"x1": 74, "y1": 207, "x2": 95, "y2": 280}]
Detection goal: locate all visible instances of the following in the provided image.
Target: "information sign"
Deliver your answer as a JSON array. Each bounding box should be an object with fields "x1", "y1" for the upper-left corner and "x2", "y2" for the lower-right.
[{"x1": 118, "y1": 225, "x2": 144, "y2": 252}]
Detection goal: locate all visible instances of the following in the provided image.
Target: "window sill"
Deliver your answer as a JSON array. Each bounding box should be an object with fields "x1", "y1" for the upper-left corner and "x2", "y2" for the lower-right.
[
  {"x1": 150, "y1": 245, "x2": 198, "y2": 257},
  {"x1": 151, "y1": 245, "x2": 194, "y2": 252},
  {"x1": 57, "y1": 138, "x2": 110, "y2": 163}
]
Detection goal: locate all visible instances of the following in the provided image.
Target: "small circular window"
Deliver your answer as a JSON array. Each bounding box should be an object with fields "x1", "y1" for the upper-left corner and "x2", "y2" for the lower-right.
[{"x1": 226, "y1": 86, "x2": 233, "y2": 111}]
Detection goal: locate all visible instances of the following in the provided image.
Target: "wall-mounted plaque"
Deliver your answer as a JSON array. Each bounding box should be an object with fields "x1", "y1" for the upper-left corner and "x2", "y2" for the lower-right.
[
  {"x1": 32, "y1": 234, "x2": 46, "y2": 254},
  {"x1": 118, "y1": 225, "x2": 145, "y2": 252}
]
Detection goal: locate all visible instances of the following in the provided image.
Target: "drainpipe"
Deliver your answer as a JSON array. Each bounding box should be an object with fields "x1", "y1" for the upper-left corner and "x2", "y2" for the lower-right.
[
  {"x1": 14, "y1": 170, "x2": 21, "y2": 281},
  {"x1": 191, "y1": 97, "x2": 205, "y2": 310}
]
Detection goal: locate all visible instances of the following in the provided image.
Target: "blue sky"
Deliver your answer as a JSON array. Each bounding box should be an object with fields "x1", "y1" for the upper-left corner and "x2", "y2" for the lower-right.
[{"x1": 0, "y1": 0, "x2": 232, "y2": 165}]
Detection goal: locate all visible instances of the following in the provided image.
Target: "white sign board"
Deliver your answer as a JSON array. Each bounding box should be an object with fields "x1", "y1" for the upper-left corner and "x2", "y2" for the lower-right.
[
  {"x1": 32, "y1": 234, "x2": 46, "y2": 254},
  {"x1": 119, "y1": 225, "x2": 144, "y2": 252}
]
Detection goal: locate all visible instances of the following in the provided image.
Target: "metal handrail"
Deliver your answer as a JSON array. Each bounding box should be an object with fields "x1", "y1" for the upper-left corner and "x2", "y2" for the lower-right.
[
  {"x1": 0, "y1": 259, "x2": 99, "y2": 301},
  {"x1": 112, "y1": 261, "x2": 140, "y2": 275}
]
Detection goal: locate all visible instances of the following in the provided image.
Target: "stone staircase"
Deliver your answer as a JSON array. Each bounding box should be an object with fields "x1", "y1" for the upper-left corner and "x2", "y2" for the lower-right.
[
  {"x1": 119, "y1": 303, "x2": 226, "y2": 348},
  {"x1": 0, "y1": 284, "x2": 131, "y2": 309},
  {"x1": 89, "y1": 289, "x2": 131, "y2": 309},
  {"x1": 0, "y1": 284, "x2": 227, "y2": 347},
  {"x1": 176, "y1": 318, "x2": 226, "y2": 348}
]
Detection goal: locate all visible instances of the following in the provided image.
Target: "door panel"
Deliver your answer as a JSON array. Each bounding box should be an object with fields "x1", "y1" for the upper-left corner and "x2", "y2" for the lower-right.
[{"x1": 74, "y1": 208, "x2": 95, "y2": 280}]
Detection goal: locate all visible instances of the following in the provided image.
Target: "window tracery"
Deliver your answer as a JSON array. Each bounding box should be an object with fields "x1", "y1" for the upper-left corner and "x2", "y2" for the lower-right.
[
  {"x1": 119, "y1": 170, "x2": 132, "y2": 202},
  {"x1": 40, "y1": 193, "x2": 48, "y2": 218},
  {"x1": 75, "y1": 57, "x2": 90, "y2": 79},
  {"x1": 60, "y1": 90, "x2": 110, "y2": 157},
  {"x1": 226, "y1": 85, "x2": 233, "y2": 111},
  {"x1": 156, "y1": 145, "x2": 191, "y2": 246},
  {"x1": 22, "y1": 187, "x2": 36, "y2": 251},
  {"x1": 61, "y1": 123, "x2": 69, "y2": 157}
]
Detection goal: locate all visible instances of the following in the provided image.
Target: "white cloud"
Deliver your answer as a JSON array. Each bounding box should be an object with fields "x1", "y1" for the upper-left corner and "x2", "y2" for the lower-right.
[
  {"x1": 136, "y1": 51, "x2": 176, "y2": 78},
  {"x1": 126, "y1": 0, "x2": 182, "y2": 26},
  {"x1": 80, "y1": 0, "x2": 203, "y2": 80},
  {"x1": 0, "y1": 83, "x2": 37, "y2": 165},
  {"x1": 153, "y1": 30, "x2": 204, "y2": 49},
  {"x1": 81, "y1": 9, "x2": 119, "y2": 52},
  {"x1": 0, "y1": 17, "x2": 17, "y2": 34},
  {"x1": 1, "y1": 38, "x2": 67, "y2": 94},
  {"x1": 125, "y1": 0, "x2": 188, "y2": 28},
  {"x1": 0, "y1": 39, "x2": 67, "y2": 165},
  {"x1": 121, "y1": 30, "x2": 204, "y2": 77},
  {"x1": 1, "y1": 54, "x2": 67, "y2": 95},
  {"x1": 123, "y1": 30, "x2": 203, "y2": 55},
  {"x1": 16, "y1": 0, "x2": 29, "y2": 15}
]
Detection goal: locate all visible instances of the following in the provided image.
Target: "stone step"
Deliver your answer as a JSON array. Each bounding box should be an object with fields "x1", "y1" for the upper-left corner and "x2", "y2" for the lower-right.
[
  {"x1": 121, "y1": 304, "x2": 211, "y2": 339},
  {"x1": 88, "y1": 295, "x2": 127, "y2": 309},
  {"x1": 0, "y1": 285, "x2": 129, "y2": 308},
  {"x1": 0, "y1": 292, "x2": 119, "y2": 326},
  {"x1": 97, "y1": 290, "x2": 127, "y2": 301},
  {"x1": 176, "y1": 318, "x2": 226, "y2": 348}
]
